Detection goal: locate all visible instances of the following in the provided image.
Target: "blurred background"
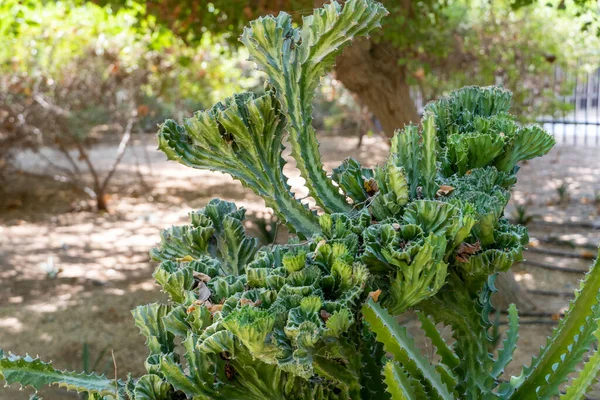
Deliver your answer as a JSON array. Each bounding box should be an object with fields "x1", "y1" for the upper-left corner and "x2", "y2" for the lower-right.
[{"x1": 1, "y1": 0, "x2": 600, "y2": 398}]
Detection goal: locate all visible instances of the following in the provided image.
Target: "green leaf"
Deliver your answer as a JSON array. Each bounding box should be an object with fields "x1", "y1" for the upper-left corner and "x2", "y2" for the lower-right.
[
  {"x1": 162, "y1": 306, "x2": 192, "y2": 337},
  {"x1": 222, "y1": 306, "x2": 279, "y2": 362},
  {"x1": 390, "y1": 124, "x2": 421, "y2": 199},
  {"x1": 332, "y1": 158, "x2": 372, "y2": 204},
  {"x1": 332, "y1": 157, "x2": 410, "y2": 220},
  {"x1": 457, "y1": 245, "x2": 523, "y2": 285},
  {"x1": 369, "y1": 163, "x2": 410, "y2": 220},
  {"x1": 0, "y1": 354, "x2": 116, "y2": 396},
  {"x1": 402, "y1": 200, "x2": 464, "y2": 241},
  {"x1": 506, "y1": 250, "x2": 600, "y2": 399},
  {"x1": 203, "y1": 199, "x2": 259, "y2": 275},
  {"x1": 386, "y1": 233, "x2": 449, "y2": 314},
  {"x1": 218, "y1": 214, "x2": 259, "y2": 276},
  {"x1": 241, "y1": 0, "x2": 387, "y2": 213},
  {"x1": 383, "y1": 361, "x2": 420, "y2": 400},
  {"x1": 282, "y1": 251, "x2": 307, "y2": 273},
  {"x1": 149, "y1": 223, "x2": 214, "y2": 262},
  {"x1": 387, "y1": 165, "x2": 410, "y2": 208},
  {"x1": 424, "y1": 86, "x2": 513, "y2": 146},
  {"x1": 443, "y1": 166, "x2": 515, "y2": 192},
  {"x1": 324, "y1": 308, "x2": 353, "y2": 337},
  {"x1": 560, "y1": 328, "x2": 600, "y2": 400},
  {"x1": 361, "y1": 221, "x2": 452, "y2": 314},
  {"x1": 419, "y1": 112, "x2": 438, "y2": 198},
  {"x1": 416, "y1": 312, "x2": 459, "y2": 370},
  {"x1": 151, "y1": 199, "x2": 260, "y2": 276},
  {"x1": 491, "y1": 304, "x2": 519, "y2": 378},
  {"x1": 362, "y1": 299, "x2": 454, "y2": 400},
  {"x1": 159, "y1": 352, "x2": 207, "y2": 398}
]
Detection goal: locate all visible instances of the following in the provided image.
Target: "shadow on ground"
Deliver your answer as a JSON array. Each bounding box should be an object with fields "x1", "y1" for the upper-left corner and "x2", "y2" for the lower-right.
[{"x1": 1, "y1": 136, "x2": 599, "y2": 398}]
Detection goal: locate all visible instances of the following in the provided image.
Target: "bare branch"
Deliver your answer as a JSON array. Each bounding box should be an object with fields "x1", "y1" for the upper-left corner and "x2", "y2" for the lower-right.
[
  {"x1": 53, "y1": 141, "x2": 83, "y2": 176},
  {"x1": 100, "y1": 107, "x2": 137, "y2": 193},
  {"x1": 73, "y1": 139, "x2": 101, "y2": 190},
  {"x1": 33, "y1": 94, "x2": 70, "y2": 118},
  {"x1": 36, "y1": 150, "x2": 79, "y2": 179}
]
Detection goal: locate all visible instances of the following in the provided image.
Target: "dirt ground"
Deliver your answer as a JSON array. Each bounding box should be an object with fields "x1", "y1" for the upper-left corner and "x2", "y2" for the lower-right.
[{"x1": 1, "y1": 134, "x2": 599, "y2": 399}]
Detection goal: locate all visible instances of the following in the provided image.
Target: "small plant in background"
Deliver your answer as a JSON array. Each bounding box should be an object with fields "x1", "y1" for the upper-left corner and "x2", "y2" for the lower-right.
[
  {"x1": 39, "y1": 256, "x2": 61, "y2": 279},
  {"x1": 594, "y1": 190, "x2": 600, "y2": 214},
  {"x1": 250, "y1": 213, "x2": 282, "y2": 246},
  {"x1": 0, "y1": 1, "x2": 262, "y2": 212},
  {"x1": 556, "y1": 181, "x2": 570, "y2": 207},
  {"x1": 79, "y1": 343, "x2": 111, "y2": 400},
  {"x1": 2, "y1": 1, "x2": 600, "y2": 399},
  {"x1": 512, "y1": 204, "x2": 536, "y2": 226}
]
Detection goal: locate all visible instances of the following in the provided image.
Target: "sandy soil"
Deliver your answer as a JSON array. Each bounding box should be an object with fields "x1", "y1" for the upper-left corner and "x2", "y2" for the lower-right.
[{"x1": 0, "y1": 135, "x2": 599, "y2": 399}]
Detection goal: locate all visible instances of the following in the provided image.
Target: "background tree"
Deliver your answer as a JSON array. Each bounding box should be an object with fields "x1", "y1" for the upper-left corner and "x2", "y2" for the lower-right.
[
  {"x1": 0, "y1": 2, "x2": 141, "y2": 211},
  {"x1": 0, "y1": 0, "x2": 261, "y2": 211},
  {"x1": 88, "y1": 0, "x2": 598, "y2": 310},
  {"x1": 96, "y1": 0, "x2": 600, "y2": 136}
]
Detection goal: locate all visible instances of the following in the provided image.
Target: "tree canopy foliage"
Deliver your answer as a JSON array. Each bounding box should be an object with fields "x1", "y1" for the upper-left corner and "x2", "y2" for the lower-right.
[
  {"x1": 88, "y1": 0, "x2": 600, "y2": 132},
  {"x1": 0, "y1": 0, "x2": 260, "y2": 207},
  {"x1": 3, "y1": 0, "x2": 599, "y2": 137}
]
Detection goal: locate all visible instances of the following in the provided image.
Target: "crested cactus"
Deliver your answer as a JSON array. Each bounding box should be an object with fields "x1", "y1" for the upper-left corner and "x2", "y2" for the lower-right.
[{"x1": 3, "y1": 0, "x2": 600, "y2": 399}]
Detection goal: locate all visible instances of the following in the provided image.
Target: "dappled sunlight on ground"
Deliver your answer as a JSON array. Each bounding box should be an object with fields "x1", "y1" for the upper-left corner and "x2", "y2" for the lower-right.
[
  {"x1": 1, "y1": 134, "x2": 599, "y2": 398},
  {"x1": 0, "y1": 134, "x2": 388, "y2": 399},
  {"x1": 510, "y1": 145, "x2": 600, "y2": 224}
]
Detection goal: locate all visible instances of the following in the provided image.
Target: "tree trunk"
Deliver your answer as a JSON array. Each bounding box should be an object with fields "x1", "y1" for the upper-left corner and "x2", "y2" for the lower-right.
[
  {"x1": 334, "y1": 38, "x2": 420, "y2": 138},
  {"x1": 95, "y1": 188, "x2": 109, "y2": 212}
]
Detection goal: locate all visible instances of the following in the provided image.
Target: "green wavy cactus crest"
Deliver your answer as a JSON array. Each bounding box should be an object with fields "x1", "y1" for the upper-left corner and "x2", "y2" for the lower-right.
[{"x1": 3, "y1": 0, "x2": 600, "y2": 399}]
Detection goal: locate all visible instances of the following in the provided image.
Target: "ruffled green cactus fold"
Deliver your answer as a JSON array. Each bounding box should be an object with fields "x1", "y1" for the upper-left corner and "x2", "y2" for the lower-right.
[
  {"x1": 159, "y1": 0, "x2": 389, "y2": 229},
  {"x1": 423, "y1": 86, "x2": 555, "y2": 176},
  {"x1": 133, "y1": 374, "x2": 172, "y2": 400},
  {"x1": 241, "y1": 0, "x2": 387, "y2": 213},
  {"x1": 158, "y1": 92, "x2": 319, "y2": 236}
]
